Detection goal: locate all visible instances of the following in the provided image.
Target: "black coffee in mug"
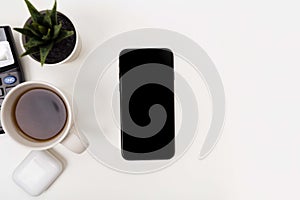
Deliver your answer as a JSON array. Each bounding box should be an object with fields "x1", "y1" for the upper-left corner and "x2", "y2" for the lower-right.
[{"x1": 14, "y1": 89, "x2": 67, "y2": 141}]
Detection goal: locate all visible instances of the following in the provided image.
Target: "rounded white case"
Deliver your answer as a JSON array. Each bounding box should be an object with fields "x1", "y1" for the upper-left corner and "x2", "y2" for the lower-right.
[{"x1": 12, "y1": 150, "x2": 63, "y2": 196}]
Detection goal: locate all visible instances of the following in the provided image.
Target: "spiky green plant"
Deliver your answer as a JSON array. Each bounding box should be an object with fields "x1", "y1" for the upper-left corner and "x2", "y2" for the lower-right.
[{"x1": 14, "y1": 0, "x2": 74, "y2": 66}]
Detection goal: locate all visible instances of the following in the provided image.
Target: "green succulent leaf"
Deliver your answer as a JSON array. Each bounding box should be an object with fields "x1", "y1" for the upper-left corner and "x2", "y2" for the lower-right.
[
  {"x1": 43, "y1": 10, "x2": 52, "y2": 27},
  {"x1": 13, "y1": 28, "x2": 36, "y2": 38},
  {"x1": 40, "y1": 43, "x2": 54, "y2": 66},
  {"x1": 38, "y1": 25, "x2": 48, "y2": 35},
  {"x1": 21, "y1": 46, "x2": 39, "y2": 57},
  {"x1": 24, "y1": 0, "x2": 43, "y2": 24},
  {"x1": 50, "y1": 0, "x2": 57, "y2": 25},
  {"x1": 30, "y1": 22, "x2": 40, "y2": 31},
  {"x1": 53, "y1": 23, "x2": 62, "y2": 39},
  {"x1": 24, "y1": 24, "x2": 42, "y2": 37},
  {"x1": 55, "y1": 30, "x2": 74, "y2": 43},
  {"x1": 42, "y1": 28, "x2": 52, "y2": 40},
  {"x1": 24, "y1": 38, "x2": 45, "y2": 49}
]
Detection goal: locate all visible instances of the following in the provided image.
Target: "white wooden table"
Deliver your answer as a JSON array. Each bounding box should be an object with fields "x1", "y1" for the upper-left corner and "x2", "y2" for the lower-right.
[{"x1": 1, "y1": 0, "x2": 300, "y2": 199}]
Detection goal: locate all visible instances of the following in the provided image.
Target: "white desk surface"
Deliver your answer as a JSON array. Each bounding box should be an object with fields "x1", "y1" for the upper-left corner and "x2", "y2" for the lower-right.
[{"x1": 1, "y1": 0, "x2": 300, "y2": 199}]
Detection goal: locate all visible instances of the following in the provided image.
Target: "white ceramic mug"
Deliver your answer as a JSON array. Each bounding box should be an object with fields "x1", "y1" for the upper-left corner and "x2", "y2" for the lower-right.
[{"x1": 1, "y1": 81, "x2": 88, "y2": 153}]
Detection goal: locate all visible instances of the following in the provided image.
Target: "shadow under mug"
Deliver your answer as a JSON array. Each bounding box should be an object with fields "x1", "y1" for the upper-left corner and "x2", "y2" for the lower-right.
[{"x1": 1, "y1": 81, "x2": 88, "y2": 154}]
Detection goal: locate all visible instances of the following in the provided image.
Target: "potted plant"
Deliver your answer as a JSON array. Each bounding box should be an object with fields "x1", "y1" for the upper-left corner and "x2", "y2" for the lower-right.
[{"x1": 14, "y1": 0, "x2": 80, "y2": 66}]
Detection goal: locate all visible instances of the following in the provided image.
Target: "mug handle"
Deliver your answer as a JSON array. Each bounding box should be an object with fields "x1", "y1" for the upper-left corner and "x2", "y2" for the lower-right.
[{"x1": 60, "y1": 126, "x2": 88, "y2": 154}]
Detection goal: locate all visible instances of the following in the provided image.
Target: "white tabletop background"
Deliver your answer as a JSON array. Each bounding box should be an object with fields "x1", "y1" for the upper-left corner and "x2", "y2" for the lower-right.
[{"x1": 1, "y1": 0, "x2": 300, "y2": 199}]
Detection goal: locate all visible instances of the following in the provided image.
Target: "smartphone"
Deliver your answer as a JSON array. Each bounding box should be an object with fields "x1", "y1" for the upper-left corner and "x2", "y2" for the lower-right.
[
  {"x1": 119, "y1": 48, "x2": 175, "y2": 160},
  {"x1": 0, "y1": 26, "x2": 24, "y2": 134}
]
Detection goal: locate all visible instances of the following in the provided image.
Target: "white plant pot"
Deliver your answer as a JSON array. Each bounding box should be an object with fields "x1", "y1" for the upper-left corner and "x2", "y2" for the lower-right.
[{"x1": 19, "y1": 12, "x2": 81, "y2": 66}]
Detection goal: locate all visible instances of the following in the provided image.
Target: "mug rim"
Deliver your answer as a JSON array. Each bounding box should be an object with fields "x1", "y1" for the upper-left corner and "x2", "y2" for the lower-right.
[{"x1": 1, "y1": 81, "x2": 72, "y2": 150}]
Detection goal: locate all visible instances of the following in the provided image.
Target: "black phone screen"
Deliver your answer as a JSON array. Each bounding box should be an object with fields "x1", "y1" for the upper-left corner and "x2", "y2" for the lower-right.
[{"x1": 119, "y1": 48, "x2": 175, "y2": 160}]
